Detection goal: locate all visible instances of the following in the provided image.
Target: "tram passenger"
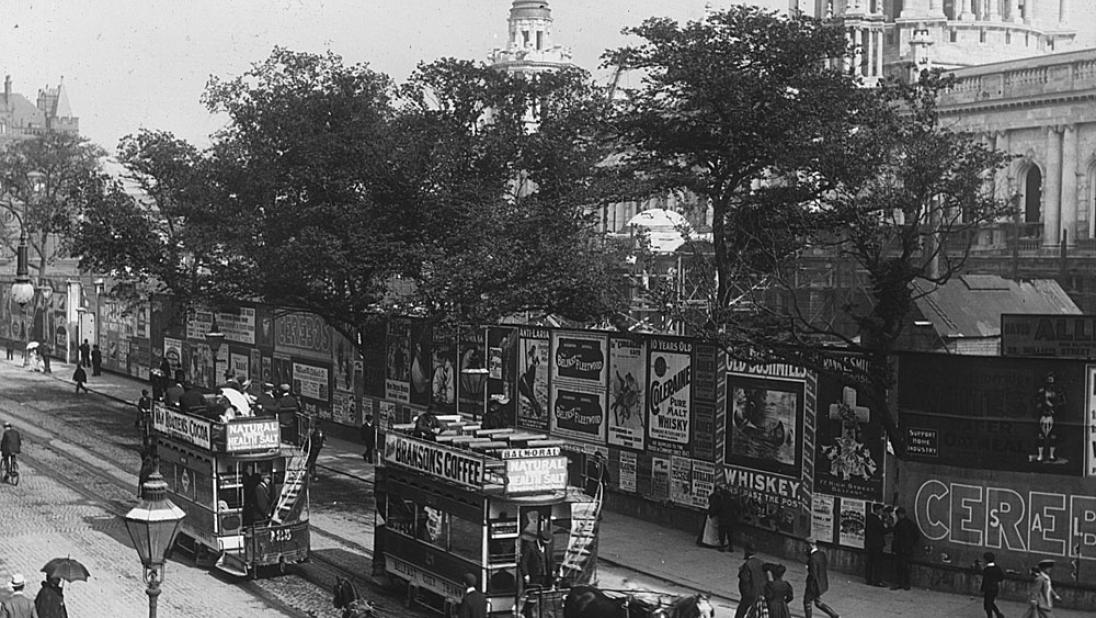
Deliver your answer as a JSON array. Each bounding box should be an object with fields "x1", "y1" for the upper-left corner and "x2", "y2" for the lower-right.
[
  {"x1": 519, "y1": 529, "x2": 553, "y2": 589},
  {"x1": 254, "y1": 383, "x2": 277, "y2": 416},
  {"x1": 165, "y1": 381, "x2": 185, "y2": 406},
  {"x1": 180, "y1": 384, "x2": 206, "y2": 413},
  {"x1": 252, "y1": 473, "x2": 274, "y2": 525},
  {"x1": 305, "y1": 422, "x2": 326, "y2": 481},
  {"x1": 242, "y1": 465, "x2": 261, "y2": 526},
  {"x1": 412, "y1": 405, "x2": 442, "y2": 441}
]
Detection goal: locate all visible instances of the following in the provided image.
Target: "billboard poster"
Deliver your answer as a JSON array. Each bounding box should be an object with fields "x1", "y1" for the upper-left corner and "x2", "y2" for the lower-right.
[
  {"x1": 163, "y1": 337, "x2": 183, "y2": 374},
  {"x1": 362, "y1": 321, "x2": 386, "y2": 398},
  {"x1": 899, "y1": 460, "x2": 1096, "y2": 585},
  {"x1": 838, "y1": 498, "x2": 865, "y2": 549},
  {"x1": 1088, "y1": 365, "x2": 1096, "y2": 477},
  {"x1": 273, "y1": 310, "x2": 329, "y2": 361},
  {"x1": 551, "y1": 331, "x2": 608, "y2": 387},
  {"x1": 385, "y1": 320, "x2": 412, "y2": 403},
  {"x1": 457, "y1": 328, "x2": 487, "y2": 416},
  {"x1": 229, "y1": 352, "x2": 249, "y2": 381},
  {"x1": 333, "y1": 330, "x2": 357, "y2": 394},
  {"x1": 814, "y1": 376, "x2": 885, "y2": 502},
  {"x1": 407, "y1": 320, "x2": 433, "y2": 407},
  {"x1": 516, "y1": 328, "x2": 550, "y2": 431},
  {"x1": 811, "y1": 493, "x2": 836, "y2": 545},
  {"x1": 691, "y1": 461, "x2": 716, "y2": 510},
  {"x1": 691, "y1": 343, "x2": 721, "y2": 461},
  {"x1": 671, "y1": 456, "x2": 692, "y2": 505},
  {"x1": 898, "y1": 353, "x2": 1084, "y2": 475},
  {"x1": 1001, "y1": 314, "x2": 1096, "y2": 358},
  {"x1": 722, "y1": 463, "x2": 807, "y2": 536},
  {"x1": 618, "y1": 450, "x2": 637, "y2": 493},
  {"x1": 647, "y1": 337, "x2": 692, "y2": 450},
  {"x1": 430, "y1": 328, "x2": 457, "y2": 413},
  {"x1": 607, "y1": 337, "x2": 646, "y2": 450},
  {"x1": 726, "y1": 370, "x2": 805, "y2": 478},
  {"x1": 651, "y1": 457, "x2": 671, "y2": 502},
  {"x1": 486, "y1": 327, "x2": 517, "y2": 415},
  {"x1": 550, "y1": 384, "x2": 607, "y2": 443},
  {"x1": 293, "y1": 361, "x2": 330, "y2": 403}
]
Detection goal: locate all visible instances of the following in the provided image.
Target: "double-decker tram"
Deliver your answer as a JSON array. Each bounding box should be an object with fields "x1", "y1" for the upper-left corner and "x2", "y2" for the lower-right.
[
  {"x1": 374, "y1": 416, "x2": 600, "y2": 617},
  {"x1": 150, "y1": 399, "x2": 311, "y2": 577}
]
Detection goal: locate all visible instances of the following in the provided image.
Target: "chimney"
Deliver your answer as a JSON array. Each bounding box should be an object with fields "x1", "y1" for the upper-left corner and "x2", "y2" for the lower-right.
[{"x1": 4, "y1": 75, "x2": 10, "y2": 104}]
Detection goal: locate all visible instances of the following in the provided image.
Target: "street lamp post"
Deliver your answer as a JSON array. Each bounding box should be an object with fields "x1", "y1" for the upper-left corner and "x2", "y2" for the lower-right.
[
  {"x1": 120, "y1": 470, "x2": 186, "y2": 618},
  {"x1": 10, "y1": 229, "x2": 34, "y2": 365},
  {"x1": 204, "y1": 318, "x2": 225, "y2": 389}
]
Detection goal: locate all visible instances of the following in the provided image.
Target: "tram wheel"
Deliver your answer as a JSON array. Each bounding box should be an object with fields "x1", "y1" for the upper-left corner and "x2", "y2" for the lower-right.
[{"x1": 278, "y1": 558, "x2": 288, "y2": 576}]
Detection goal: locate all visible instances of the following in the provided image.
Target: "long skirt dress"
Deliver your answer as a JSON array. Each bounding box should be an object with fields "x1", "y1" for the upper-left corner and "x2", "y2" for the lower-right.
[
  {"x1": 764, "y1": 580, "x2": 793, "y2": 618},
  {"x1": 696, "y1": 514, "x2": 721, "y2": 547}
]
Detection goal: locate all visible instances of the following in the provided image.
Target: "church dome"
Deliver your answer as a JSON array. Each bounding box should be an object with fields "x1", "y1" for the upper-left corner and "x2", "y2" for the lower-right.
[{"x1": 509, "y1": 0, "x2": 551, "y2": 21}]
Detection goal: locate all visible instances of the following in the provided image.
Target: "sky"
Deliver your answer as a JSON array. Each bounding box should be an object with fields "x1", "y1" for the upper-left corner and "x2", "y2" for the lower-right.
[
  {"x1": 0, "y1": 0, "x2": 786, "y2": 152},
  {"x1": 3, "y1": 0, "x2": 1092, "y2": 153}
]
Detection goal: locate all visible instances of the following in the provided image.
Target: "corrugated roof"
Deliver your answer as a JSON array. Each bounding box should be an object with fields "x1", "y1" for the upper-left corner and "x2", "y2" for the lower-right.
[{"x1": 912, "y1": 275, "x2": 1080, "y2": 338}]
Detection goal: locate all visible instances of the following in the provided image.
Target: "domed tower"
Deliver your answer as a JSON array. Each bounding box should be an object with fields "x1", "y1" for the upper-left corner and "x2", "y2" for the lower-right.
[{"x1": 488, "y1": 0, "x2": 575, "y2": 75}]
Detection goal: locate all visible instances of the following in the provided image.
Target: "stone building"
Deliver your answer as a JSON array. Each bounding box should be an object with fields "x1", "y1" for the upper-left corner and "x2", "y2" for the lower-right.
[
  {"x1": 488, "y1": 0, "x2": 575, "y2": 75},
  {"x1": 0, "y1": 75, "x2": 79, "y2": 146}
]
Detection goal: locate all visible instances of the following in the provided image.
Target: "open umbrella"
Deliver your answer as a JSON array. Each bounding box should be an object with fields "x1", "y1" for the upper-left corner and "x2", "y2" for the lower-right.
[
  {"x1": 25, "y1": 341, "x2": 39, "y2": 351},
  {"x1": 41, "y1": 557, "x2": 90, "y2": 582}
]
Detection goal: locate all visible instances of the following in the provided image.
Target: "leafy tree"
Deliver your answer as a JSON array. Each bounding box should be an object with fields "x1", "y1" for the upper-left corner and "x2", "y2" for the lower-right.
[
  {"x1": 605, "y1": 8, "x2": 1011, "y2": 452},
  {"x1": 0, "y1": 131, "x2": 105, "y2": 284},
  {"x1": 74, "y1": 129, "x2": 221, "y2": 309},
  {"x1": 200, "y1": 49, "x2": 625, "y2": 340}
]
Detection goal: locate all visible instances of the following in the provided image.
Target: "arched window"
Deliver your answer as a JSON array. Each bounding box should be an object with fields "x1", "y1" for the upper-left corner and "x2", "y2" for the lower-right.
[{"x1": 1024, "y1": 165, "x2": 1042, "y2": 224}]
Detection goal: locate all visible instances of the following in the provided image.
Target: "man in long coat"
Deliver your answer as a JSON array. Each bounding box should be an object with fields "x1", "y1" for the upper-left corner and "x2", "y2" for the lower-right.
[
  {"x1": 804, "y1": 538, "x2": 839, "y2": 618},
  {"x1": 458, "y1": 573, "x2": 488, "y2": 618},
  {"x1": 892, "y1": 506, "x2": 919, "y2": 590},
  {"x1": 864, "y1": 503, "x2": 889, "y2": 586},
  {"x1": 734, "y1": 542, "x2": 767, "y2": 618}
]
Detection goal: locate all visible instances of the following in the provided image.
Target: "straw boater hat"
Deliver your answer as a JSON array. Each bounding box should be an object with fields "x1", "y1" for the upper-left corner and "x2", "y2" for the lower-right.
[{"x1": 1038, "y1": 559, "x2": 1056, "y2": 569}]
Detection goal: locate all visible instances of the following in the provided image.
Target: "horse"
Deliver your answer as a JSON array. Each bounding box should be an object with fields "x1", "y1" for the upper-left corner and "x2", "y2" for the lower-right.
[
  {"x1": 563, "y1": 585, "x2": 714, "y2": 618},
  {"x1": 333, "y1": 576, "x2": 378, "y2": 618}
]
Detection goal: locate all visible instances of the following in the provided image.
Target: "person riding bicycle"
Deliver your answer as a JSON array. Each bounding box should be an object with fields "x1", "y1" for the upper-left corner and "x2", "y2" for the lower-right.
[{"x1": 1, "y1": 421, "x2": 22, "y2": 477}]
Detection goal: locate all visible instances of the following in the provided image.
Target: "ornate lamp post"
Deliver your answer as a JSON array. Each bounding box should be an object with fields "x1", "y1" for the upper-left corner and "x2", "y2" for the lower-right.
[
  {"x1": 204, "y1": 318, "x2": 225, "y2": 388},
  {"x1": 120, "y1": 470, "x2": 186, "y2": 618}
]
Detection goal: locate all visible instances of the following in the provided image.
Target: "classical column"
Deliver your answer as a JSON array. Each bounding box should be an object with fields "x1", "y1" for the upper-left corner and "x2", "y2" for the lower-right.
[
  {"x1": 1060, "y1": 125, "x2": 1078, "y2": 244},
  {"x1": 1044, "y1": 126, "x2": 1063, "y2": 246},
  {"x1": 1023, "y1": 0, "x2": 1034, "y2": 24},
  {"x1": 853, "y1": 28, "x2": 864, "y2": 76},
  {"x1": 1008, "y1": 0, "x2": 1021, "y2": 22},
  {"x1": 875, "y1": 29, "x2": 884, "y2": 77},
  {"x1": 987, "y1": 0, "x2": 1000, "y2": 20},
  {"x1": 961, "y1": 0, "x2": 975, "y2": 19}
]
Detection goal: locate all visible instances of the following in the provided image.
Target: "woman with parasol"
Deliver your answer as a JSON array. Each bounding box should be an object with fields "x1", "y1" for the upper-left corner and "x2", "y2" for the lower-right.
[{"x1": 36, "y1": 557, "x2": 89, "y2": 618}]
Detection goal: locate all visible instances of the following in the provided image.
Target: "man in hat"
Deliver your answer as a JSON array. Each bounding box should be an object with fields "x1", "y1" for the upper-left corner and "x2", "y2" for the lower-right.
[
  {"x1": 2, "y1": 573, "x2": 36, "y2": 618},
  {"x1": 254, "y1": 382, "x2": 277, "y2": 415},
  {"x1": 864, "y1": 503, "x2": 890, "y2": 586},
  {"x1": 734, "y1": 542, "x2": 767, "y2": 618},
  {"x1": 804, "y1": 537, "x2": 839, "y2": 618},
  {"x1": 891, "y1": 506, "x2": 919, "y2": 590},
  {"x1": 981, "y1": 552, "x2": 1005, "y2": 618},
  {"x1": 458, "y1": 573, "x2": 487, "y2": 618},
  {"x1": 2, "y1": 421, "x2": 22, "y2": 480},
  {"x1": 519, "y1": 529, "x2": 552, "y2": 589},
  {"x1": 360, "y1": 414, "x2": 376, "y2": 463},
  {"x1": 584, "y1": 451, "x2": 611, "y2": 498},
  {"x1": 1028, "y1": 559, "x2": 1062, "y2": 617}
]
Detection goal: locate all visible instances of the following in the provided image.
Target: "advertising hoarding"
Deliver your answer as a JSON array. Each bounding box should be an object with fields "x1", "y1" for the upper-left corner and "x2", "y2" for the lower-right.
[{"x1": 607, "y1": 337, "x2": 646, "y2": 450}]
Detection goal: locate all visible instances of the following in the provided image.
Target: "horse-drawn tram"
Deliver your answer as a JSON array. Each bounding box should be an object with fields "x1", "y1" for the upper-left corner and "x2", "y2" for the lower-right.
[
  {"x1": 150, "y1": 399, "x2": 311, "y2": 577},
  {"x1": 374, "y1": 416, "x2": 602, "y2": 617}
]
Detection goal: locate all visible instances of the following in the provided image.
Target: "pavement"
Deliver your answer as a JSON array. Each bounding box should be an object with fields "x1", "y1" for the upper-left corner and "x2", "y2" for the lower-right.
[{"x1": 13, "y1": 356, "x2": 1095, "y2": 617}]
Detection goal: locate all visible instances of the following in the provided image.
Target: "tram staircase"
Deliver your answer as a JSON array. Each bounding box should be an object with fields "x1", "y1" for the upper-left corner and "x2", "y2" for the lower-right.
[{"x1": 272, "y1": 442, "x2": 309, "y2": 525}]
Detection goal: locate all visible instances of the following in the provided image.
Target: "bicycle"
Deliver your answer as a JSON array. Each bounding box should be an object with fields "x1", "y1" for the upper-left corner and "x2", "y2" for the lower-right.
[{"x1": 2, "y1": 454, "x2": 18, "y2": 486}]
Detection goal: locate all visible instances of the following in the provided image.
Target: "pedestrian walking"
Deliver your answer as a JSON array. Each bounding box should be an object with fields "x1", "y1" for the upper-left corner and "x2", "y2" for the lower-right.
[
  {"x1": 306, "y1": 422, "x2": 326, "y2": 480},
  {"x1": 5, "y1": 342, "x2": 13, "y2": 360},
  {"x1": 804, "y1": 538, "x2": 840, "y2": 618},
  {"x1": 360, "y1": 414, "x2": 376, "y2": 463},
  {"x1": 458, "y1": 573, "x2": 488, "y2": 618},
  {"x1": 1023, "y1": 559, "x2": 1061, "y2": 618},
  {"x1": 891, "y1": 506, "x2": 919, "y2": 590},
  {"x1": 697, "y1": 486, "x2": 723, "y2": 549},
  {"x1": 583, "y1": 451, "x2": 611, "y2": 497},
  {"x1": 72, "y1": 365, "x2": 88, "y2": 393},
  {"x1": 734, "y1": 542, "x2": 767, "y2": 618},
  {"x1": 34, "y1": 576, "x2": 67, "y2": 618},
  {"x1": 78, "y1": 339, "x2": 90, "y2": 367},
  {"x1": 90, "y1": 344, "x2": 102, "y2": 375},
  {"x1": 864, "y1": 503, "x2": 889, "y2": 586},
  {"x1": 39, "y1": 345, "x2": 51, "y2": 373},
  {"x1": 2, "y1": 573, "x2": 37, "y2": 618},
  {"x1": 764, "y1": 563, "x2": 793, "y2": 618},
  {"x1": 981, "y1": 552, "x2": 1005, "y2": 618}
]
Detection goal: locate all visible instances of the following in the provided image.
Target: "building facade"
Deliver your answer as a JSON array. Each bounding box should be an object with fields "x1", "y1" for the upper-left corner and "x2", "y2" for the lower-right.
[{"x1": 0, "y1": 75, "x2": 78, "y2": 145}]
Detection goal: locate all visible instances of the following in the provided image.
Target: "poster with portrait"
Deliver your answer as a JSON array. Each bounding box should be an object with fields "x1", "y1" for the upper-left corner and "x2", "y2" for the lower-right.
[
  {"x1": 726, "y1": 375, "x2": 804, "y2": 477},
  {"x1": 838, "y1": 498, "x2": 866, "y2": 549},
  {"x1": 607, "y1": 337, "x2": 646, "y2": 450},
  {"x1": 430, "y1": 328, "x2": 457, "y2": 413},
  {"x1": 407, "y1": 320, "x2": 433, "y2": 407},
  {"x1": 647, "y1": 338, "x2": 693, "y2": 451},
  {"x1": 814, "y1": 375, "x2": 885, "y2": 501},
  {"x1": 516, "y1": 328, "x2": 550, "y2": 431},
  {"x1": 385, "y1": 319, "x2": 412, "y2": 403}
]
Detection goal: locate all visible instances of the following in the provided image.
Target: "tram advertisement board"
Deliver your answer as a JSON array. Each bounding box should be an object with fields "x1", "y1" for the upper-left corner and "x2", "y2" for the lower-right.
[
  {"x1": 383, "y1": 433, "x2": 486, "y2": 490},
  {"x1": 225, "y1": 419, "x2": 280, "y2": 452},
  {"x1": 504, "y1": 456, "x2": 568, "y2": 494},
  {"x1": 152, "y1": 403, "x2": 212, "y2": 450}
]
